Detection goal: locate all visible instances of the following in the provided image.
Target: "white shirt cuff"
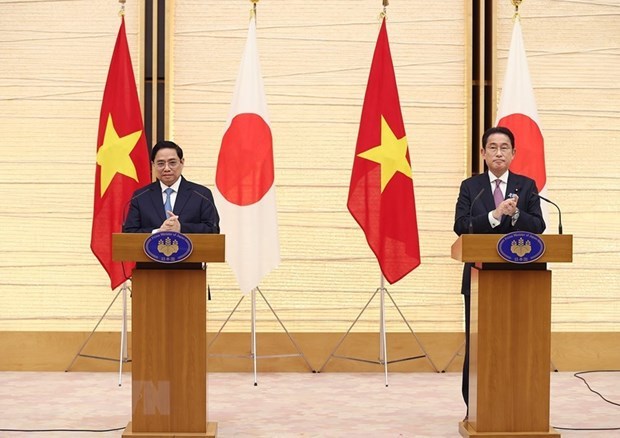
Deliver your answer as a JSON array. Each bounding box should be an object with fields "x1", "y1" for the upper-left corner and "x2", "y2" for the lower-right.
[{"x1": 488, "y1": 211, "x2": 501, "y2": 228}]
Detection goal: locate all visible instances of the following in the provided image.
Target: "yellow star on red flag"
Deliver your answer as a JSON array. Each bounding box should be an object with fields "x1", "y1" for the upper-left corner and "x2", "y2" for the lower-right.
[
  {"x1": 91, "y1": 16, "x2": 151, "y2": 290},
  {"x1": 96, "y1": 114, "x2": 142, "y2": 196},
  {"x1": 347, "y1": 18, "x2": 420, "y2": 284},
  {"x1": 357, "y1": 115, "x2": 412, "y2": 192}
]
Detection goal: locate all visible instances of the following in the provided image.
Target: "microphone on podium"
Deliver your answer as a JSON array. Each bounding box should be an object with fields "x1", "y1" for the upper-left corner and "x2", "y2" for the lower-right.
[
  {"x1": 119, "y1": 187, "x2": 153, "y2": 281},
  {"x1": 192, "y1": 189, "x2": 216, "y2": 207},
  {"x1": 534, "y1": 192, "x2": 563, "y2": 235},
  {"x1": 468, "y1": 188, "x2": 485, "y2": 234},
  {"x1": 192, "y1": 189, "x2": 216, "y2": 301},
  {"x1": 121, "y1": 187, "x2": 152, "y2": 230}
]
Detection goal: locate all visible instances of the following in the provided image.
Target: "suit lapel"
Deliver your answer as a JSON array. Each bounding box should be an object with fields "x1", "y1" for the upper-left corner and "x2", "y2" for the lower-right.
[
  {"x1": 506, "y1": 172, "x2": 521, "y2": 200},
  {"x1": 148, "y1": 182, "x2": 167, "y2": 223},
  {"x1": 174, "y1": 177, "x2": 191, "y2": 215},
  {"x1": 476, "y1": 174, "x2": 495, "y2": 213}
]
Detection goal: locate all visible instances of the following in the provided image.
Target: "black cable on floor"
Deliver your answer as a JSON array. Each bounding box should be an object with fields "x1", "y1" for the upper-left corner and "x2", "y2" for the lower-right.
[
  {"x1": 574, "y1": 370, "x2": 620, "y2": 407},
  {"x1": 552, "y1": 369, "x2": 620, "y2": 432},
  {"x1": 0, "y1": 427, "x2": 125, "y2": 433}
]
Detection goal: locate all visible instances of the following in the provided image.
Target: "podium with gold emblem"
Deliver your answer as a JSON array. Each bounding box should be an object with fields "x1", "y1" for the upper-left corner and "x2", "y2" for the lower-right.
[
  {"x1": 451, "y1": 233, "x2": 572, "y2": 438},
  {"x1": 113, "y1": 232, "x2": 224, "y2": 438}
]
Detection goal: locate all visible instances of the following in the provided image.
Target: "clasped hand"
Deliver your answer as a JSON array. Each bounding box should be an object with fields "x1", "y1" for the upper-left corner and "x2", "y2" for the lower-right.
[
  {"x1": 493, "y1": 195, "x2": 518, "y2": 220},
  {"x1": 160, "y1": 211, "x2": 180, "y2": 232}
]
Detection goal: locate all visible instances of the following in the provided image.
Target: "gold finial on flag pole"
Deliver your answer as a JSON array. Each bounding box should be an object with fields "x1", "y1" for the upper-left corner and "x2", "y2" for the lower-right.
[
  {"x1": 250, "y1": 0, "x2": 259, "y2": 22},
  {"x1": 118, "y1": 0, "x2": 126, "y2": 17},
  {"x1": 512, "y1": 0, "x2": 522, "y2": 19},
  {"x1": 379, "y1": 0, "x2": 389, "y2": 21}
]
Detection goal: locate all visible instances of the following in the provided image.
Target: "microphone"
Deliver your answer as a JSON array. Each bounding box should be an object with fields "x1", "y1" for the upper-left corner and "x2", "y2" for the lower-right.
[
  {"x1": 119, "y1": 187, "x2": 153, "y2": 282},
  {"x1": 468, "y1": 188, "x2": 485, "y2": 234},
  {"x1": 193, "y1": 190, "x2": 216, "y2": 301},
  {"x1": 192, "y1": 189, "x2": 216, "y2": 207},
  {"x1": 121, "y1": 187, "x2": 152, "y2": 230},
  {"x1": 534, "y1": 192, "x2": 563, "y2": 235}
]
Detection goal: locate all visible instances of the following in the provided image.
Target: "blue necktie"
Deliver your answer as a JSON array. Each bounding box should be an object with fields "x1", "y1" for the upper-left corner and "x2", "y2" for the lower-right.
[{"x1": 164, "y1": 187, "x2": 174, "y2": 214}]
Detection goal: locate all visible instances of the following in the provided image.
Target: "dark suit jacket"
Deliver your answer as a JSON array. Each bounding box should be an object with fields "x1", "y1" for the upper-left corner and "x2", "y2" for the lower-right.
[
  {"x1": 453, "y1": 171, "x2": 545, "y2": 295},
  {"x1": 123, "y1": 177, "x2": 220, "y2": 234}
]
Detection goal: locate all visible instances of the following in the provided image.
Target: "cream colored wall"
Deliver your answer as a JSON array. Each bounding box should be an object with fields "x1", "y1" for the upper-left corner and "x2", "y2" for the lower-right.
[
  {"x1": 0, "y1": 1, "x2": 143, "y2": 331},
  {"x1": 171, "y1": 1, "x2": 467, "y2": 333},
  {"x1": 0, "y1": 1, "x2": 618, "y2": 334}
]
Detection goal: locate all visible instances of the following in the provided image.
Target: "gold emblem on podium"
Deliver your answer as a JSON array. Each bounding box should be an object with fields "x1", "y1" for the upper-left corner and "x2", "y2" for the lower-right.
[
  {"x1": 510, "y1": 237, "x2": 532, "y2": 257},
  {"x1": 157, "y1": 237, "x2": 180, "y2": 257}
]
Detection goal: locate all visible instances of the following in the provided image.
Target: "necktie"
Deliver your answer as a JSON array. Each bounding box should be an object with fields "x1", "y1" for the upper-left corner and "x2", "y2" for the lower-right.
[
  {"x1": 493, "y1": 179, "x2": 503, "y2": 208},
  {"x1": 164, "y1": 187, "x2": 174, "y2": 213}
]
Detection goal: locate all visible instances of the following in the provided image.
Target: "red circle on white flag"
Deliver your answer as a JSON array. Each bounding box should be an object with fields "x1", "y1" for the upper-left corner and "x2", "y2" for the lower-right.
[
  {"x1": 216, "y1": 113, "x2": 274, "y2": 206},
  {"x1": 498, "y1": 113, "x2": 546, "y2": 192}
]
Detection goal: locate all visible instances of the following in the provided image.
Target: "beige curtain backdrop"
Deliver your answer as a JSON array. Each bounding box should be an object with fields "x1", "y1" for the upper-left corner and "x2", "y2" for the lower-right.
[{"x1": 0, "y1": 1, "x2": 618, "y2": 337}]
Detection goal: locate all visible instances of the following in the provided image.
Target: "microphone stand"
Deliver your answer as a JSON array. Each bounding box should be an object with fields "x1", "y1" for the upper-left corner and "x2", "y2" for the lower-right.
[
  {"x1": 536, "y1": 193, "x2": 563, "y2": 235},
  {"x1": 468, "y1": 188, "x2": 486, "y2": 234}
]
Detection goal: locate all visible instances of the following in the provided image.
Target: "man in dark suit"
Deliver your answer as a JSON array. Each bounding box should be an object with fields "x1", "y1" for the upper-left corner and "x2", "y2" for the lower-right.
[
  {"x1": 453, "y1": 126, "x2": 545, "y2": 417},
  {"x1": 123, "y1": 140, "x2": 220, "y2": 234}
]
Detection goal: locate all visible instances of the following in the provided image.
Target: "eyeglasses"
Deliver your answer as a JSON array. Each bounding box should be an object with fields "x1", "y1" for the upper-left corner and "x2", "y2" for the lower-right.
[
  {"x1": 485, "y1": 145, "x2": 513, "y2": 154},
  {"x1": 154, "y1": 160, "x2": 181, "y2": 170}
]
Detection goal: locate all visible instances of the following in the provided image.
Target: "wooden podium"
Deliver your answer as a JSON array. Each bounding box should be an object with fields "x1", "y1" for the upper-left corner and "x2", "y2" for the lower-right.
[
  {"x1": 112, "y1": 233, "x2": 225, "y2": 438},
  {"x1": 451, "y1": 234, "x2": 572, "y2": 438}
]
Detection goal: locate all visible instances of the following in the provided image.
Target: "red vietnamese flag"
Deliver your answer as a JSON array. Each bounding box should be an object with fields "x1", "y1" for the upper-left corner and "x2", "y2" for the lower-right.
[
  {"x1": 496, "y1": 19, "x2": 550, "y2": 226},
  {"x1": 91, "y1": 17, "x2": 151, "y2": 289},
  {"x1": 348, "y1": 18, "x2": 421, "y2": 284}
]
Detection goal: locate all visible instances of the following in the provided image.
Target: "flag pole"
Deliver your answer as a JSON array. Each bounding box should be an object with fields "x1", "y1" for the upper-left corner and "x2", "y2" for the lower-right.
[
  {"x1": 319, "y1": 0, "x2": 439, "y2": 386},
  {"x1": 506, "y1": 0, "x2": 559, "y2": 373},
  {"x1": 208, "y1": 0, "x2": 314, "y2": 382},
  {"x1": 68, "y1": 0, "x2": 143, "y2": 384},
  {"x1": 318, "y1": 270, "x2": 440, "y2": 380},
  {"x1": 65, "y1": 281, "x2": 132, "y2": 385},
  {"x1": 379, "y1": 274, "x2": 389, "y2": 385},
  {"x1": 208, "y1": 288, "x2": 314, "y2": 385}
]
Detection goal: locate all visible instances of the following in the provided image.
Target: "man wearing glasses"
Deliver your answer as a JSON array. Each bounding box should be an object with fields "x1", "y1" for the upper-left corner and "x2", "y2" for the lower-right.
[
  {"x1": 453, "y1": 126, "x2": 546, "y2": 419},
  {"x1": 123, "y1": 140, "x2": 220, "y2": 234}
]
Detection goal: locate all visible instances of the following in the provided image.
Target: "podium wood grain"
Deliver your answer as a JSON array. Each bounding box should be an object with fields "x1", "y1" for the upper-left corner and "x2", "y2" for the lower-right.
[
  {"x1": 114, "y1": 233, "x2": 224, "y2": 437},
  {"x1": 130, "y1": 269, "x2": 207, "y2": 433},
  {"x1": 452, "y1": 235, "x2": 571, "y2": 438},
  {"x1": 470, "y1": 269, "x2": 555, "y2": 434}
]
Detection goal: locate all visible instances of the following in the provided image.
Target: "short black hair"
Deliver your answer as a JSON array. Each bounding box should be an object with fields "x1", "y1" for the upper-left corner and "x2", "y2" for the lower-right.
[
  {"x1": 150, "y1": 140, "x2": 184, "y2": 162},
  {"x1": 482, "y1": 126, "x2": 515, "y2": 149}
]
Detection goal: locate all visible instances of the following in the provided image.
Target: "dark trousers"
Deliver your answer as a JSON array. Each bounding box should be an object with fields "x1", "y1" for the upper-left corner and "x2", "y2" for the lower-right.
[{"x1": 462, "y1": 293, "x2": 470, "y2": 412}]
